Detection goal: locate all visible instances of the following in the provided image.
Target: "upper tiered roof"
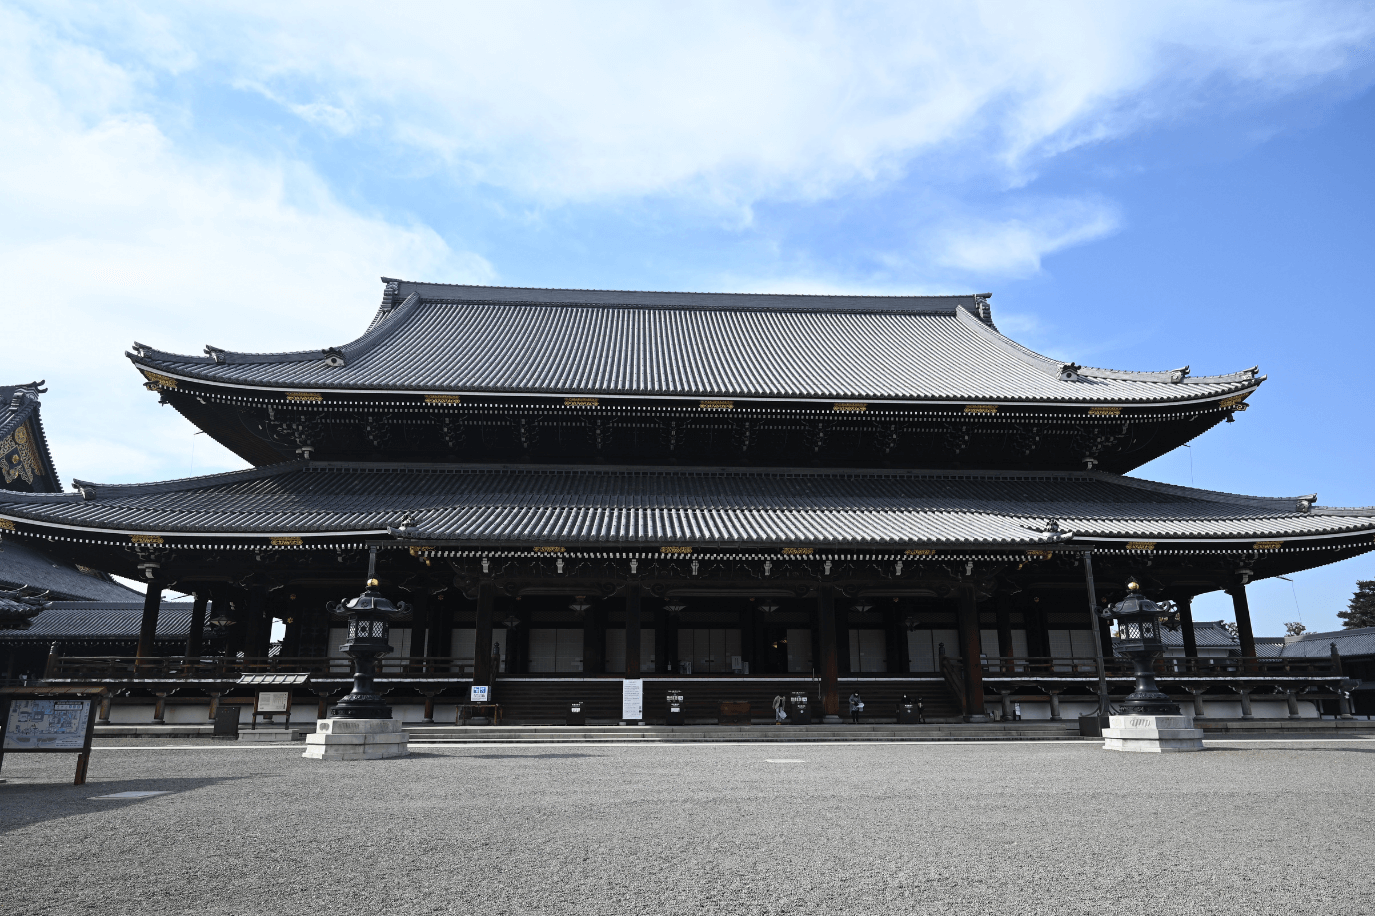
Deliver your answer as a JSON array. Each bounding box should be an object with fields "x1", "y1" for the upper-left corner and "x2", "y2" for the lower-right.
[{"x1": 129, "y1": 280, "x2": 1261, "y2": 406}]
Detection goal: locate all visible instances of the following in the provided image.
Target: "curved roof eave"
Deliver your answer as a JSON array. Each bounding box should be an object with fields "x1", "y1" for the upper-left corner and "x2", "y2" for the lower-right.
[{"x1": 124, "y1": 282, "x2": 1264, "y2": 406}]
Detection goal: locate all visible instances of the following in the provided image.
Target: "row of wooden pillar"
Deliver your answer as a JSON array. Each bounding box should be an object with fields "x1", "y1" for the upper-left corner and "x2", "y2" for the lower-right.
[{"x1": 130, "y1": 570, "x2": 1260, "y2": 723}]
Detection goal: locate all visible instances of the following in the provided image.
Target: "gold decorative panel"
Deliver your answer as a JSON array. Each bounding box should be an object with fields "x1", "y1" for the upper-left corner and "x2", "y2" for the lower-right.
[
  {"x1": 0, "y1": 423, "x2": 45, "y2": 486},
  {"x1": 140, "y1": 370, "x2": 177, "y2": 388}
]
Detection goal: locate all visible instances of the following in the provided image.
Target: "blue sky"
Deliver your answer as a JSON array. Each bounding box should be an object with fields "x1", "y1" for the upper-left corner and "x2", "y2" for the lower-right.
[{"x1": 3, "y1": 1, "x2": 1374, "y2": 632}]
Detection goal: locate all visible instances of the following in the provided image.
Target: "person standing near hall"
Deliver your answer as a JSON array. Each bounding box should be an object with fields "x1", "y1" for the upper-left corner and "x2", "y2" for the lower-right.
[
  {"x1": 772, "y1": 694, "x2": 787, "y2": 724},
  {"x1": 848, "y1": 692, "x2": 863, "y2": 725}
]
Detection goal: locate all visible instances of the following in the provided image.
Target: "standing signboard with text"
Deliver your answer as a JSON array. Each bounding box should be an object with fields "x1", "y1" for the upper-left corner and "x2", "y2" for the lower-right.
[
  {"x1": 0, "y1": 689, "x2": 104, "y2": 785},
  {"x1": 622, "y1": 679, "x2": 643, "y2": 722}
]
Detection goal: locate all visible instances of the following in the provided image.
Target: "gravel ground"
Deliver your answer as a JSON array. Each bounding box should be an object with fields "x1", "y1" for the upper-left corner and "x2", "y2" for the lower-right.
[{"x1": 1, "y1": 738, "x2": 1372, "y2": 916}]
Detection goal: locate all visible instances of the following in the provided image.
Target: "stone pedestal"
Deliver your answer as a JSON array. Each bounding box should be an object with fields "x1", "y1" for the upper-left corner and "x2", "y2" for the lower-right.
[
  {"x1": 302, "y1": 718, "x2": 409, "y2": 760},
  {"x1": 239, "y1": 728, "x2": 297, "y2": 743},
  {"x1": 1103, "y1": 714, "x2": 1204, "y2": 753}
]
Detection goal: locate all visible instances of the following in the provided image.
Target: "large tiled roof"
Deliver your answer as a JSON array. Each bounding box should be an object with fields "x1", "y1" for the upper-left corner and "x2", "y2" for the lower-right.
[
  {"x1": 1280, "y1": 626, "x2": 1375, "y2": 659},
  {"x1": 1162, "y1": 619, "x2": 1241, "y2": 649},
  {"x1": 127, "y1": 280, "x2": 1261, "y2": 405},
  {"x1": 0, "y1": 600, "x2": 194, "y2": 642},
  {"x1": 1, "y1": 462, "x2": 1370, "y2": 549},
  {"x1": 0, "y1": 538, "x2": 141, "y2": 601}
]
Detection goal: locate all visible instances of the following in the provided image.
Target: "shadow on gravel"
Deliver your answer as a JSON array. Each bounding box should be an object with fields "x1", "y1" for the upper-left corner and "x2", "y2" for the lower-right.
[
  {"x1": 1240, "y1": 745, "x2": 1375, "y2": 754},
  {"x1": 0, "y1": 775, "x2": 239, "y2": 834},
  {"x1": 455, "y1": 753, "x2": 602, "y2": 760}
]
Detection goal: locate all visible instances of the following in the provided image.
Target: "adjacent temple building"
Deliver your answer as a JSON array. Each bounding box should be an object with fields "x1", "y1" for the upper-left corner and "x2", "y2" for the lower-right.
[{"x1": 2, "y1": 281, "x2": 1371, "y2": 723}]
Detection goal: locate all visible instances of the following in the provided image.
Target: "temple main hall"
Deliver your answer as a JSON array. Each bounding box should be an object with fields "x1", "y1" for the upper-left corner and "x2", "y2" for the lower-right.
[{"x1": 2, "y1": 280, "x2": 1370, "y2": 725}]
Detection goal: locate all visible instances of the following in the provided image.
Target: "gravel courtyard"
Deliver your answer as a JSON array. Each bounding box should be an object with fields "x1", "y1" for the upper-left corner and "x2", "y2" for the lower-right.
[{"x1": 1, "y1": 738, "x2": 1371, "y2": 916}]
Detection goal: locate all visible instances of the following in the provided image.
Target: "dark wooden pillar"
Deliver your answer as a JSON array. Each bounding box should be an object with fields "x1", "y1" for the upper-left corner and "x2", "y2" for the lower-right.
[
  {"x1": 184, "y1": 591, "x2": 208, "y2": 658},
  {"x1": 818, "y1": 586, "x2": 839, "y2": 719},
  {"x1": 473, "y1": 580, "x2": 495, "y2": 686},
  {"x1": 583, "y1": 600, "x2": 606, "y2": 674},
  {"x1": 1178, "y1": 595, "x2": 1198, "y2": 659},
  {"x1": 242, "y1": 585, "x2": 271, "y2": 659},
  {"x1": 835, "y1": 600, "x2": 851, "y2": 674},
  {"x1": 957, "y1": 584, "x2": 987, "y2": 721},
  {"x1": 995, "y1": 592, "x2": 1014, "y2": 664},
  {"x1": 883, "y1": 602, "x2": 904, "y2": 674},
  {"x1": 135, "y1": 581, "x2": 164, "y2": 663},
  {"x1": 653, "y1": 600, "x2": 671, "y2": 673},
  {"x1": 430, "y1": 592, "x2": 454, "y2": 665},
  {"x1": 410, "y1": 591, "x2": 431, "y2": 661},
  {"x1": 1230, "y1": 584, "x2": 1257, "y2": 662},
  {"x1": 739, "y1": 602, "x2": 755, "y2": 673},
  {"x1": 625, "y1": 584, "x2": 642, "y2": 677}
]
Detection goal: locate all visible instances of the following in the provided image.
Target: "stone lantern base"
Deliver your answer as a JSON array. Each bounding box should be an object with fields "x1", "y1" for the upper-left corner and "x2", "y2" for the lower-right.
[
  {"x1": 1103, "y1": 714, "x2": 1204, "y2": 753},
  {"x1": 302, "y1": 717, "x2": 409, "y2": 761}
]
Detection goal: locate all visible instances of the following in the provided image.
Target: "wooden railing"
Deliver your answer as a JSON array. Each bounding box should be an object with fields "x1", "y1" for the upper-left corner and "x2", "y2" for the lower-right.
[
  {"x1": 48, "y1": 656, "x2": 476, "y2": 680},
  {"x1": 45, "y1": 654, "x2": 1340, "y2": 682},
  {"x1": 978, "y1": 656, "x2": 1337, "y2": 678}
]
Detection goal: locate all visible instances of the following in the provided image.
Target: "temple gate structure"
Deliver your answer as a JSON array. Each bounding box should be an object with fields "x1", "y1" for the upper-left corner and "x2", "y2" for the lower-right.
[{"x1": 3, "y1": 281, "x2": 1371, "y2": 723}]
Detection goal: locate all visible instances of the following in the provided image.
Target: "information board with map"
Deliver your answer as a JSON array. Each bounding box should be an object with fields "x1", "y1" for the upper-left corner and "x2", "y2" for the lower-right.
[{"x1": 3, "y1": 698, "x2": 94, "y2": 750}]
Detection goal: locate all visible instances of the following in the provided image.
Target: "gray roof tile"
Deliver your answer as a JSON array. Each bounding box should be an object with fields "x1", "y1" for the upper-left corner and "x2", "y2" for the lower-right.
[
  {"x1": 1280, "y1": 627, "x2": 1375, "y2": 659},
  {"x1": 0, "y1": 538, "x2": 141, "y2": 601},
  {"x1": 129, "y1": 282, "x2": 1261, "y2": 404},
  {"x1": 4, "y1": 601, "x2": 193, "y2": 641},
  {"x1": 2, "y1": 463, "x2": 1371, "y2": 549}
]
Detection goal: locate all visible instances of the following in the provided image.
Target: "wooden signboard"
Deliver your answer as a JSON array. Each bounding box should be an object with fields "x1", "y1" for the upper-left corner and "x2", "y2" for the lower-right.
[{"x1": 0, "y1": 688, "x2": 104, "y2": 785}]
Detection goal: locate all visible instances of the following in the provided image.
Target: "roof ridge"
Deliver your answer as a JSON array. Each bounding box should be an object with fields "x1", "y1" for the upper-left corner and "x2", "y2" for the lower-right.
[
  {"x1": 68, "y1": 460, "x2": 302, "y2": 496},
  {"x1": 384, "y1": 277, "x2": 985, "y2": 301},
  {"x1": 1088, "y1": 471, "x2": 1316, "y2": 511}
]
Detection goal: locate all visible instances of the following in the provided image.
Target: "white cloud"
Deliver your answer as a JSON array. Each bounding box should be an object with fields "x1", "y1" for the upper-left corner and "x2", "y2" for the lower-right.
[
  {"x1": 78, "y1": 0, "x2": 1375, "y2": 208},
  {"x1": 0, "y1": 5, "x2": 493, "y2": 485},
  {"x1": 931, "y1": 197, "x2": 1123, "y2": 276},
  {"x1": 3, "y1": 0, "x2": 1373, "y2": 488}
]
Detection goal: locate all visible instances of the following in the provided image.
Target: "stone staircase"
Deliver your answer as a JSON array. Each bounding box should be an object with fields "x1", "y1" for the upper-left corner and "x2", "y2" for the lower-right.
[{"x1": 403, "y1": 722, "x2": 1086, "y2": 743}]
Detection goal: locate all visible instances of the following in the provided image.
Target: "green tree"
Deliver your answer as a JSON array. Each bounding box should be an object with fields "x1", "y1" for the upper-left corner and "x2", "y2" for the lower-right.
[
  {"x1": 1284, "y1": 622, "x2": 1306, "y2": 637},
  {"x1": 1338, "y1": 580, "x2": 1375, "y2": 629}
]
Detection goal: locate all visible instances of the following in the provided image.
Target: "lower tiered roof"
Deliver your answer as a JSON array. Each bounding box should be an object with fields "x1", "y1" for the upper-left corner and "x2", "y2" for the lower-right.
[{"x1": 1, "y1": 462, "x2": 1371, "y2": 552}]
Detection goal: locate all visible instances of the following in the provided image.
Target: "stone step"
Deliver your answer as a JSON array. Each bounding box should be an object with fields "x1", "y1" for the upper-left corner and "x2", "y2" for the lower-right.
[{"x1": 404, "y1": 723, "x2": 1086, "y2": 743}]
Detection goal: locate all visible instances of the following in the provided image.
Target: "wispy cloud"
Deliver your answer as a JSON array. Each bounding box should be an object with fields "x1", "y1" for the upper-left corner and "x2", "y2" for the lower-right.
[
  {"x1": 85, "y1": 0, "x2": 1374, "y2": 208},
  {"x1": 3, "y1": 0, "x2": 1374, "y2": 485},
  {"x1": 931, "y1": 197, "x2": 1123, "y2": 276},
  {"x1": 0, "y1": 5, "x2": 493, "y2": 483}
]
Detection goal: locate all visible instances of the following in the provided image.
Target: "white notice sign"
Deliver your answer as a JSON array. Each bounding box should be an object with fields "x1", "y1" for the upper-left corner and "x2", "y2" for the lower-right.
[
  {"x1": 621, "y1": 679, "x2": 643, "y2": 721},
  {"x1": 470, "y1": 685, "x2": 490, "y2": 703},
  {"x1": 257, "y1": 692, "x2": 289, "y2": 713}
]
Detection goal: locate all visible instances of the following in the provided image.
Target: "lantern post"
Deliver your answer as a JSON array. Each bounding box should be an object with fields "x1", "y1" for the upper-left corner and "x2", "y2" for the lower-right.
[{"x1": 1099, "y1": 581, "x2": 1204, "y2": 753}]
